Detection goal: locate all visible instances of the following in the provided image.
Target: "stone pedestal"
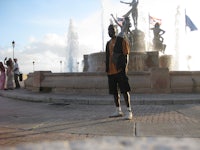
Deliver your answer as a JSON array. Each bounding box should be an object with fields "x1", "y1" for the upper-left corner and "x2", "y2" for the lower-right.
[
  {"x1": 150, "y1": 68, "x2": 170, "y2": 93},
  {"x1": 84, "y1": 51, "x2": 159, "y2": 72},
  {"x1": 87, "y1": 52, "x2": 105, "y2": 72},
  {"x1": 159, "y1": 55, "x2": 173, "y2": 70},
  {"x1": 145, "y1": 51, "x2": 159, "y2": 69},
  {"x1": 83, "y1": 55, "x2": 89, "y2": 72},
  {"x1": 128, "y1": 52, "x2": 146, "y2": 71}
]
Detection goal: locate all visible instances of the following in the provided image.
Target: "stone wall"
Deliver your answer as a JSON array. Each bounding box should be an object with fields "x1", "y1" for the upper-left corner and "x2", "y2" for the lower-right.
[
  {"x1": 170, "y1": 71, "x2": 200, "y2": 93},
  {"x1": 24, "y1": 69, "x2": 200, "y2": 94}
]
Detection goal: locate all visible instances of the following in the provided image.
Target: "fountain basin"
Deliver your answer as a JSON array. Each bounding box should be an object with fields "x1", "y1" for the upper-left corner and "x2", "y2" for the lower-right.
[
  {"x1": 24, "y1": 69, "x2": 200, "y2": 94},
  {"x1": 84, "y1": 51, "x2": 165, "y2": 72}
]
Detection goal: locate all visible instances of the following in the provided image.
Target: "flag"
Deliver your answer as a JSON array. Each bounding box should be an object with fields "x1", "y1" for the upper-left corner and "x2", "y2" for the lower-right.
[
  {"x1": 185, "y1": 15, "x2": 198, "y2": 31},
  {"x1": 149, "y1": 15, "x2": 162, "y2": 26}
]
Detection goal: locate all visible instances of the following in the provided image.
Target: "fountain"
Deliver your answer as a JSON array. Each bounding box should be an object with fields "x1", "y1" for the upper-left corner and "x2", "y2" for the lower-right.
[
  {"x1": 83, "y1": 0, "x2": 171, "y2": 72},
  {"x1": 66, "y1": 19, "x2": 79, "y2": 72},
  {"x1": 24, "y1": 1, "x2": 200, "y2": 94}
]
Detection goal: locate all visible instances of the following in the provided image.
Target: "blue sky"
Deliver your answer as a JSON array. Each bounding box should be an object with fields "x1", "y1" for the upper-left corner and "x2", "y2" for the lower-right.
[
  {"x1": 0, "y1": 0, "x2": 101, "y2": 47},
  {"x1": 0, "y1": 0, "x2": 200, "y2": 73},
  {"x1": 0, "y1": 0, "x2": 104, "y2": 73}
]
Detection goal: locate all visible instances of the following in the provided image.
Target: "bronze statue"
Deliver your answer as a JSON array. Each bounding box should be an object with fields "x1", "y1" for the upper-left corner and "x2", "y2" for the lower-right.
[
  {"x1": 150, "y1": 22, "x2": 166, "y2": 53},
  {"x1": 120, "y1": 0, "x2": 139, "y2": 29},
  {"x1": 110, "y1": 14, "x2": 131, "y2": 38}
]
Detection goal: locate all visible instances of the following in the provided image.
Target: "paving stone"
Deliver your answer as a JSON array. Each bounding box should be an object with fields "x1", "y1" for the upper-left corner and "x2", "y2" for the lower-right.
[{"x1": 0, "y1": 91, "x2": 200, "y2": 148}]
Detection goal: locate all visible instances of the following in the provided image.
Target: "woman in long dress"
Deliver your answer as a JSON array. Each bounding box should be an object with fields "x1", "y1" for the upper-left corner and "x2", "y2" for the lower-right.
[
  {"x1": 0, "y1": 62, "x2": 6, "y2": 90},
  {"x1": 5, "y1": 58, "x2": 14, "y2": 90}
]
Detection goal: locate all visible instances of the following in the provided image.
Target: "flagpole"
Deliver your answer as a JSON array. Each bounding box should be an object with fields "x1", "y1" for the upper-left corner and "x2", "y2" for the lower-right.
[
  {"x1": 185, "y1": 8, "x2": 187, "y2": 34},
  {"x1": 101, "y1": 1, "x2": 105, "y2": 52},
  {"x1": 148, "y1": 13, "x2": 151, "y2": 51}
]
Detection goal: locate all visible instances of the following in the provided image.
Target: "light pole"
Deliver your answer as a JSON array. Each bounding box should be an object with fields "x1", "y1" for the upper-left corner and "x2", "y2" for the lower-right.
[
  {"x1": 60, "y1": 60, "x2": 62, "y2": 72},
  {"x1": 12, "y1": 41, "x2": 15, "y2": 60},
  {"x1": 32, "y1": 61, "x2": 35, "y2": 72},
  {"x1": 77, "y1": 61, "x2": 79, "y2": 72}
]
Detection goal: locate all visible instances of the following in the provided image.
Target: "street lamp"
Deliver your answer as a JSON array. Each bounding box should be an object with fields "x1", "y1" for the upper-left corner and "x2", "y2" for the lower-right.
[
  {"x1": 77, "y1": 61, "x2": 79, "y2": 72},
  {"x1": 32, "y1": 61, "x2": 35, "y2": 72},
  {"x1": 60, "y1": 60, "x2": 62, "y2": 72},
  {"x1": 12, "y1": 41, "x2": 15, "y2": 60}
]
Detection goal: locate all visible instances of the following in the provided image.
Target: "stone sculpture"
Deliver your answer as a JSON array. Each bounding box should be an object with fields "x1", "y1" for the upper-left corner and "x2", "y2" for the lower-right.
[{"x1": 150, "y1": 22, "x2": 166, "y2": 53}]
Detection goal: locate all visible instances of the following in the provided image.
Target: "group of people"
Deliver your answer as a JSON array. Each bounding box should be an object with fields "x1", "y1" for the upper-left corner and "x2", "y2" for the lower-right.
[{"x1": 0, "y1": 58, "x2": 21, "y2": 90}]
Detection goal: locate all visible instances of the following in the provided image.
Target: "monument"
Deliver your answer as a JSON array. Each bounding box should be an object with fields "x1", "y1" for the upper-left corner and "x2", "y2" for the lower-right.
[
  {"x1": 84, "y1": 0, "x2": 171, "y2": 72},
  {"x1": 24, "y1": 2, "x2": 200, "y2": 94}
]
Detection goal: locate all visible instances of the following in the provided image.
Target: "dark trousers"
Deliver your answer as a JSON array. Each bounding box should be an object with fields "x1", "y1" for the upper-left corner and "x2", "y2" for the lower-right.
[{"x1": 14, "y1": 74, "x2": 20, "y2": 88}]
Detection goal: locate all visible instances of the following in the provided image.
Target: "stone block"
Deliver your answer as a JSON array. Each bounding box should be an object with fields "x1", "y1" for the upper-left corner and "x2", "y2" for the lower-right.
[
  {"x1": 159, "y1": 55, "x2": 173, "y2": 70},
  {"x1": 32, "y1": 71, "x2": 51, "y2": 92},
  {"x1": 145, "y1": 51, "x2": 159, "y2": 69},
  {"x1": 87, "y1": 52, "x2": 105, "y2": 72},
  {"x1": 150, "y1": 68, "x2": 170, "y2": 93}
]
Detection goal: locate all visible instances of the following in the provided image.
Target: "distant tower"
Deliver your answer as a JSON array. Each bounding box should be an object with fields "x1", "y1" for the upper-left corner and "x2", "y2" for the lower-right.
[{"x1": 66, "y1": 19, "x2": 79, "y2": 72}]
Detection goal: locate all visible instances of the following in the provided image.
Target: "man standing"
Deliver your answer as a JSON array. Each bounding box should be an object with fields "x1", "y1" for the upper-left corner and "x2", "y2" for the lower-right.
[
  {"x1": 13, "y1": 58, "x2": 20, "y2": 89},
  {"x1": 105, "y1": 24, "x2": 133, "y2": 120}
]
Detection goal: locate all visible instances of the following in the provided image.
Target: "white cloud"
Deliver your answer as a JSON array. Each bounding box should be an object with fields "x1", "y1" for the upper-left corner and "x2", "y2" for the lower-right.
[
  {"x1": 41, "y1": 33, "x2": 67, "y2": 47},
  {"x1": 77, "y1": 11, "x2": 102, "y2": 52},
  {"x1": 0, "y1": 33, "x2": 67, "y2": 74}
]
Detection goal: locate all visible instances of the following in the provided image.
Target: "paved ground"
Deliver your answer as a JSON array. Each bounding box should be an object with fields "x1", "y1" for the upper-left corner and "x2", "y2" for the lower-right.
[{"x1": 0, "y1": 89, "x2": 200, "y2": 148}]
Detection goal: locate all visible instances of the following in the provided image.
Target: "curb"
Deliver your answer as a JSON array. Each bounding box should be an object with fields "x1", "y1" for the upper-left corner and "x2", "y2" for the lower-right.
[{"x1": 1, "y1": 90, "x2": 200, "y2": 105}]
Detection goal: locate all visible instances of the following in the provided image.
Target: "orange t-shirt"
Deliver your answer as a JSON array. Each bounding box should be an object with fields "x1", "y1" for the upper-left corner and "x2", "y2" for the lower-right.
[{"x1": 107, "y1": 37, "x2": 130, "y2": 75}]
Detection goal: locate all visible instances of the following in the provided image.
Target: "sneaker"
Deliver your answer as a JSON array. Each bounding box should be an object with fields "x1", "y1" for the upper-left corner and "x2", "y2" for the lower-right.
[
  {"x1": 124, "y1": 111, "x2": 133, "y2": 120},
  {"x1": 109, "y1": 110, "x2": 123, "y2": 118}
]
